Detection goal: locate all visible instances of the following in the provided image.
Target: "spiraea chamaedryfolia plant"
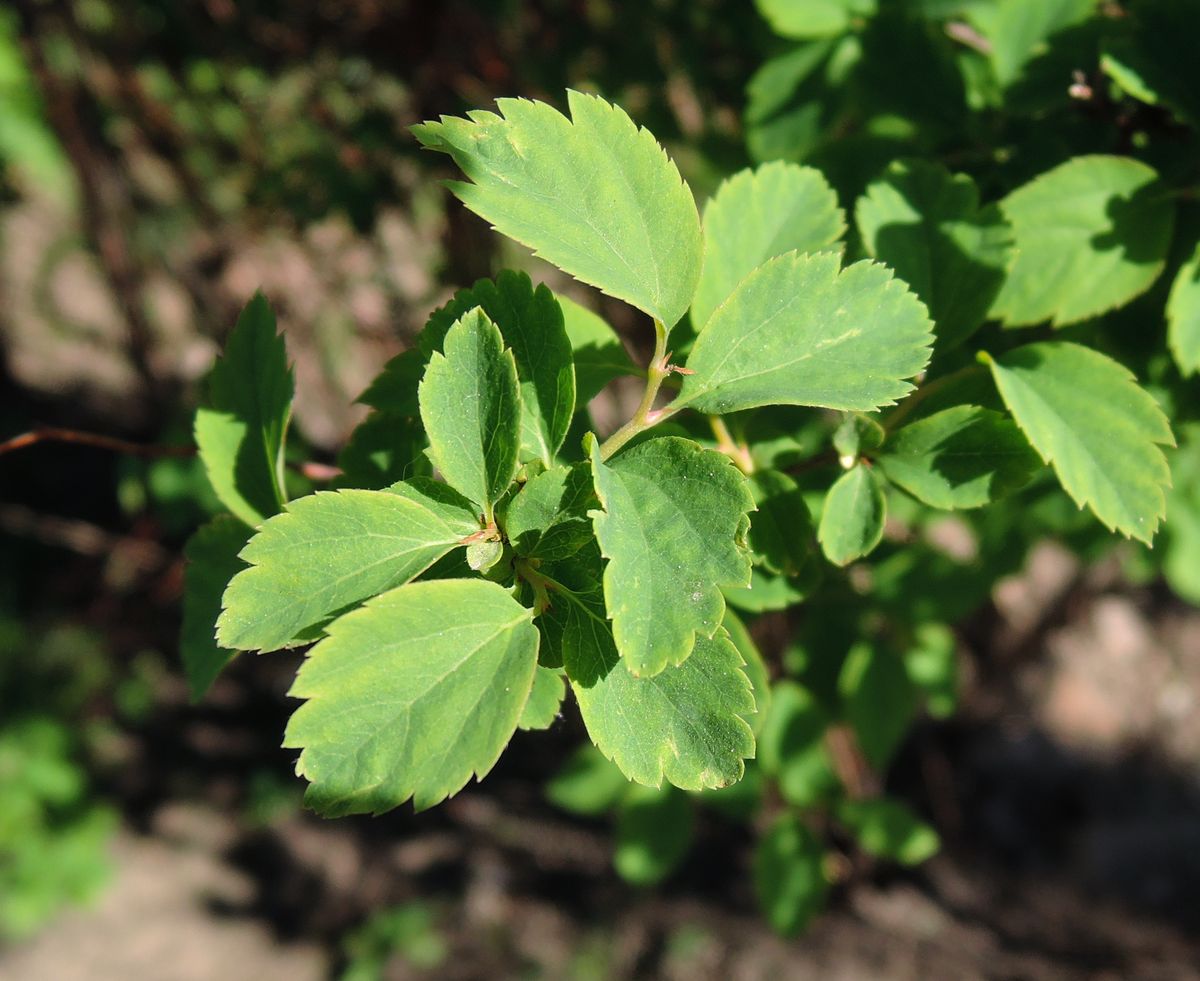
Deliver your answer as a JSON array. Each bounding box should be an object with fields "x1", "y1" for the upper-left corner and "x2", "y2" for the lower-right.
[{"x1": 182, "y1": 88, "x2": 1177, "y2": 932}]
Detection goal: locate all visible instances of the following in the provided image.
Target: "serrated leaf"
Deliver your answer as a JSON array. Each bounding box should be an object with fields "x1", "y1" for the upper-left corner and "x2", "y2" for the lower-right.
[
  {"x1": 691, "y1": 162, "x2": 845, "y2": 331},
  {"x1": 559, "y1": 295, "x2": 639, "y2": 405},
  {"x1": 285, "y1": 579, "x2": 539, "y2": 815},
  {"x1": 357, "y1": 348, "x2": 423, "y2": 416},
  {"x1": 590, "y1": 436, "x2": 754, "y2": 677},
  {"x1": 218, "y1": 480, "x2": 481, "y2": 652},
  {"x1": 754, "y1": 814, "x2": 828, "y2": 936},
  {"x1": 418, "y1": 308, "x2": 520, "y2": 518},
  {"x1": 335, "y1": 412, "x2": 429, "y2": 490},
  {"x1": 194, "y1": 293, "x2": 293, "y2": 527},
  {"x1": 418, "y1": 272, "x2": 575, "y2": 464},
  {"x1": 677, "y1": 253, "x2": 933, "y2": 415},
  {"x1": 985, "y1": 342, "x2": 1173, "y2": 544},
  {"x1": 838, "y1": 642, "x2": 917, "y2": 768},
  {"x1": 518, "y1": 666, "x2": 565, "y2": 731},
  {"x1": 546, "y1": 743, "x2": 630, "y2": 816},
  {"x1": 414, "y1": 91, "x2": 702, "y2": 328},
  {"x1": 817, "y1": 465, "x2": 886, "y2": 566},
  {"x1": 877, "y1": 405, "x2": 1042, "y2": 510},
  {"x1": 504, "y1": 463, "x2": 595, "y2": 562},
  {"x1": 989, "y1": 156, "x2": 1175, "y2": 328},
  {"x1": 614, "y1": 785, "x2": 694, "y2": 886},
  {"x1": 857, "y1": 160, "x2": 1012, "y2": 350},
  {"x1": 722, "y1": 609, "x2": 772, "y2": 734},
  {"x1": 1167, "y1": 239, "x2": 1200, "y2": 376},
  {"x1": 181, "y1": 517, "x2": 250, "y2": 701},
  {"x1": 837, "y1": 798, "x2": 940, "y2": 866},
  {"x1": 755, "y1": 0, "x2": 877, "y2": 39}
]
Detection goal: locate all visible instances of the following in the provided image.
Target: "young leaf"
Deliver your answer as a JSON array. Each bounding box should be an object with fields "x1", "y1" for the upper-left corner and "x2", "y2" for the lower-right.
[
  {"x1": 559, "y1": 296, "x2": 639, "y2": 405},
  {"x1": 181, "y1": 517, "x2": 250, "y2": 701},
  {"x1": 856, "y1": 160, "x2": 1012, "y2": 350},
  {"x1": 504, "y1": 463, "x2": 595, "y2": 562},
  {"x1": 218, "y1": 480, "x2": 481, "y2": 652},
  {"x1": 989, "y1": 156, "x2": 1175, "y2": 327},
  {"x1": 985, "y1": 342, "x2": 1173, "y2": 544},
  {"x1": 1167, "y1": 239, "x2": 1200, "y2": 376},
  {"x1": 838, "y1": 642, "x2": 917, "y2": 769},
  {"x1": 877, "y1": 405, "x2": 1042, "y2": 510},
  {"x1": 517, "y1": 666, "x2": 566, "y2": 731},
  {"x1": 335, "y1": 412, "x2": 429, "y2": 490},
  {"x1": 614, "y1": 785, "x2": 695, "y2": 886},
  {"x1": 194, "y1": 293, "x2": 294, "y2": 527},
  {"x1": 590, "y1": 436, "x2": 754, "y2": 677},
  {"x1": 817, "y1": 464, "x2": 886, "y2": 566},
  {"x1": 418, "y1": 308, "x2": 521, "y2": 519},
  {"x1": 691, "y1": 162, "x2": 845, "y2": 330},
  {"x1": 968, "y1": 0, "x2": 1094, "y2": 89},
  {"x1": 754, "y1": 814, "x2": 828, "y2": 936},
  {"x1": 755, "y1": 0, "x2": 877, "y2": 39},
  {"x1": 413, "y1": 91, "x2": 703, "y2": 328},
  {"x1": 837, "y1": 798, "x2": 940, "y2": 866},
  {"x1": 677, "y1": 253, "x2": 933, "y2": 415},
  {"x1": 285, "y1": 579, "x2": 539, "y2": 815},
  {"x1": 419, "y1": 272, "x2": 575, "y2": 464}
]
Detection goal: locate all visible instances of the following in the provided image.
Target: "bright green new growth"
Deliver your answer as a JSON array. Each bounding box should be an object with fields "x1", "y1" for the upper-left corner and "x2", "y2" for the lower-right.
[
  {"x1": 817, "y1": 464, "x2": 886, "y2": 566},
  {"x1": 413, "y1": 90, "x2": 703, "y2": 329},
  {"x1": 986, "y1": 342, "x2": 1174, "y2": 544},
  {"x1": 285, "y1": 579, "x2": 539, "y2": 814},
  {"x1": 194, "y1": 292, "x2": 293, "y2": 527},
  {"x1": 1168, "y1": 240, "x2": 1200, "y2": 376}
]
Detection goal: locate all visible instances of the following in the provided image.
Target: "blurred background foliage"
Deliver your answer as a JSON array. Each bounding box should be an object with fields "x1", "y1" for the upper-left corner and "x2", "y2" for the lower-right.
[{"x1": 2, "y1": 0, "x2": 1200, "y2": 977}]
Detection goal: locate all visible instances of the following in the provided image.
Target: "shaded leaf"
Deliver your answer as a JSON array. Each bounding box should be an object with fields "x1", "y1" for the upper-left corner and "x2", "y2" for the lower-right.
[
  {"x1": 546, "y1": 744, "x2": 631, "y2": 816},
  {"x1": 357, "y1": 348, "x2": 423, "y2": 416},
  {"x1": 335, "y1": 412, "x2": 429, "y2": 490},
  {"x1": 504, "y1": 463, "x2": 595, "y2": 562},
  {"x1": 754, "y1": 814, "x2": 828, "y2": 936},
  {"x1": 817, "y1": 465, "x2": 886, "y2": 566},
  {"x1": 755, "y1": 0, "x2": 877, "y2": 39},
  {"x1": 837, "y1": 798, "x2": 940, "y2": 865},
  {"x1": 181, "y1": 517, "x2": 250, "y2": 701},
  {"x1": 758, "y1": 681, "x2": 840, "y2": 808},
  {"x1": 614, "y1": 785, "x2": 694, "y2": 885},
  {"x1": 722, "y1": 609, "x2": 772, "y2": 733},
  {"x1": 838, "y1": 642, "x2": 917, "y2": 768},
  {"x1": 559, "y1": 295, "x2": 639, "y2": 405}
]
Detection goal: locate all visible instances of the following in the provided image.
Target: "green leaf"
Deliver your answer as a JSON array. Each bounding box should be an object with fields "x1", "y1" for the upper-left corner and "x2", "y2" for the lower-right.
[
  {"x1": 746, "y1": 470, "x2": 816, "y2": 577},
  {"x1": 357, "y1": 348, "x2": 423, "y2": 416},
  {"x1": 285, "y1": 579, "x2": 539, "y2": 815},
  {"x1": 335, "y1": 412, "x2": 429, "y2": 490},
  {"x1": 194, "y1": 293, "x2": 294, "y2": 527},
  {"x1": 877, "y1": 405, "x2": 1042, "y2": 510},
  {"x1": 418, "y1": 308, "x2": 521, "y2": 518},
  {"x1": 985, "y1": 342, "x2": 1173, "y2": 544},
  {"x1": 721, "y1": 609, "x2": 772, "y2": 734},
  {"x1": 614, "y1": 785, "x2": 694, "y2": 886},
  {"x1": 678, "y1": 253, "x2": 933, "y2": 415},
  {"x1": 414, "y1": 91, "x2": 703, "y2": 328},
  {"x1": 817, "y1": 465, "x2": 886, "y2": 566},
  {"x1": 546, "y1": 743, "x2": 631, "y2": 816},
  {"x1": 590, "y1": 436, "x2": 754, "y2": 677},
  {"x1": 837, "y1": 798, "x2": 940, "y2": 866},
  {"x1": 504, "y1": 463, "x2": 595, "y2": 562},
  {"x1": 754, "y1": 814, "x2": 828, "y2": 936},
  {"x1": 691, "y1": 162, "x2": 845, "y2": 331},
  {"x1": 968, "y1": 0, "x2": 1096, "y2": 90},
  {"x1": 1167, "y1": 238, "x2": 1200, "y2": 377},
  {"x1": 758, "y1": 681, "x2": 840, "y2": 808},
  {"x1": 724, "y1": 566, "x2": 819, "y2": 614},
  {"x1": 755, "y1": 0, "x2": 876, "y2": 39},
  {"x1": 181, "y1": 517, "x2": 250, "y2": 701},
  {"x1": 989, "y1": 156, "x2": 1175, "y2": 328},
  {"x1": 857, "y1": 160, "x2": 1012, "y2": 351},
  {"x1": 838, "y1": 642, "x2": 917, "y2": 769},
  {"x1": 559, "y1": 295, "x2": 639, "y2": 405},
  {"x1": 419, "y1": 272, "x2": 575, "y2": 465},
  {"x1": 517, "y1": 666, "x2": 565, "y2": 731},
  {"x1": 903, "y1": 622, "x2": 958, "y2": 718},
  {"x1": 1163, "y1": 428, "x2": 1200, "y2": 604},
  {"x1": 218, "y1": 480, "x2": 481, "y2": 652}
]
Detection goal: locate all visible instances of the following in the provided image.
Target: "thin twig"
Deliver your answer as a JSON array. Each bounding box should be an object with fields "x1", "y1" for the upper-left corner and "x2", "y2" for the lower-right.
[{"x1": 0, "y1": 427, "x2": 195, "y2": 459}]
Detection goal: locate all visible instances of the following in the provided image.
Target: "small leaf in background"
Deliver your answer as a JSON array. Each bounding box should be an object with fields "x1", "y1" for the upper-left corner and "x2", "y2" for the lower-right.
[
  {"x1": 877, "y1": 405, "x2": 1042, "y2": 510},
  {"x1": 691, "y1": 161, "x2": 845, "y2": 330},
  {"x1": 985, "y1": 342, "x2": 1173, "y2": 544},
  {"x1": 181, "y1": 517, "x2": 250, "y2": 701},
  {"x1": 903, "y1": 622, "x2": 958, "y2": 719},
  {"x1": 414, "y1": 91, "x2": 703, "y2": 328},
  {"x1": 817, "y1": 464, "x2": 886, "y2": 566},
  {"x1": 1163, "y1": 426, "x2": 1200, "y2": 605},
  {"x1": 754, "y1": 814, "x2": 829, "y2": 936},
  {"x1": 746, "y1": 469, "x2": 816, "y2": 578},
  {"x1": 857, "y1": 160, "x2": 1012, "y2": 351},
  {"x1": 679, "y1": 254, "x2": 933, "y2": 415},
  {"x1": 546, "y1": 743, "x2": 631, "y2": 817},
  {"x1": 357, "y1": 348, "x2": 424, "y2": 417},
  {"x1": 218, "y1": 480, "x2": 480, "y2": 652},
  {"x1": 335, "y1": 413, "x2": 429, "y2": 490},
  {"x1": 285, "y1": 579, "x2": 539, "y2": 815},
  {"x1": 838, "y1": 642, "x2": 917, "y2": 769},
  {"x1": 418, "y1": 308, "x2": 521, "y2": 518},
  {"x1": 559, "y1": 295, "x2": 639, "y2": 406},
  {"x1": 614, "y1": 785, "x2": 695, "y2": 886},
  {"x1": 989, "y1": 156, "x2": 1175, "y2": 328},
  {"x1": 504, "y1": 463, "x2": 595, "y2": 562},
  {"x1": 1098, "y1": 1, "x2": 1200, "y2": 126},
  {"x1": 831, "y1": 412, "x2": 885, "y2": 463},
  {"x1": 721, "y1": 609, "x2": 772, "y2": 732},
  {"x1": 724, "y1": 565, "x2": 821, "y2": 614},
  {"x1": 758, "y1": 681, "x2": 840, "y2": 808},
  {"x1": 590, "y1": 436, "x2": 754, "y2": 677},
  {"x1": 755, "y1": 0, "x2": 877, "y2": 39},
  {"x1": 1167, "y1": 239, "x2": 1200, "y2": 377},
  {"x1": 837, "y1": 798, "x2": 940, "y2": 865},
  {"x1": 194, "y1": 293, "x2": 294, "y2": 527},
  {"x1": 967, "y1": 0, "x2": 1094, "y2": 90},
  {"x1": 517, "y1": 666, "x2": 566, "y2": 731}
]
